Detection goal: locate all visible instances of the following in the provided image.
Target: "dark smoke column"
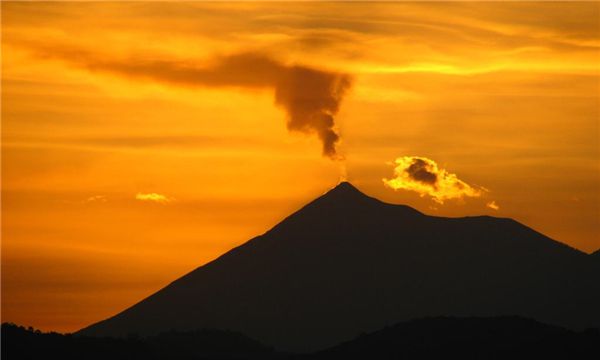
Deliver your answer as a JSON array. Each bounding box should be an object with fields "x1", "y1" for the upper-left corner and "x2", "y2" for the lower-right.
[
  {"x1": 275, "y1": 65, "x2": 352, "y2": 159},
  {"x1": 30, "y1": 44, "x2": 353, "y2": 158}
]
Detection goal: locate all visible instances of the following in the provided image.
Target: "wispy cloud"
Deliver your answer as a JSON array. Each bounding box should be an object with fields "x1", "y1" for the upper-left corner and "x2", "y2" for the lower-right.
[
  {"x1": 486, "y1": 201, "x2": 500, "y2": 211},
  {"x1": 85, "y1": 195, "x2": 107, "y2": 203},
  {"x1": 2, "y1": 134, "x2": 277, "y2": 151},
  {"x1": 383, "y1": 156, "x2": 484, "y2": 204},
  {"x1": 135, "y1": 193, "x2": 172, "y2": 204}
]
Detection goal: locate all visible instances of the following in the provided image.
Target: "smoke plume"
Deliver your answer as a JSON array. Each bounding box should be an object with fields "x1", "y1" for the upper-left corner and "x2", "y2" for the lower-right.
[{"x1": 34, "y1": 46, "x2": 352, "y2": 158}]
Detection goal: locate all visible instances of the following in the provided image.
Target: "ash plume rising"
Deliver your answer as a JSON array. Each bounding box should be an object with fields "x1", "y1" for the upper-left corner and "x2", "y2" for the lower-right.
[
  {"x1": 274, "y1": 65, "x2": 351, "y2": 158},
  {"x1": 32, "y1": 45, "x2": 352, "y2": 158}
]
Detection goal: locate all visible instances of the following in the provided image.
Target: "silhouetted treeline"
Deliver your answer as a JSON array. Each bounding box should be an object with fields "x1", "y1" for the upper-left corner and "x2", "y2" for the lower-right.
[
  {"x1": 3, "y1": 317, "x2": 599, "y2": 360},
  {"x1": 1, "y1": 323, "x2": 281, "y2": 360},
  {"x1": 315, "y1": 316, "x2": 600, "y2": 360}
]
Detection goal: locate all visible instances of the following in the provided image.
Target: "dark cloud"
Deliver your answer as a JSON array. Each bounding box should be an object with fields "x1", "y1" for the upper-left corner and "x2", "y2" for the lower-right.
[
  {"x1": 406, "y1": 158, "x2": 438, "y2": 185},
  {"x1": 32, "y1": 46, "x2": 352, "y2": 159}
]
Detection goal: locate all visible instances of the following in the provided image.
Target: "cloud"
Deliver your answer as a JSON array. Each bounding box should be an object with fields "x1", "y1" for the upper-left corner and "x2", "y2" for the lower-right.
[
  {"x1": 85, "y1": 195, "x2": 107, "y2": 203},
  {"x1": 30, "y1": 45, "x2": 352, "y2": 159},
  {"x1": 135, "y1": 193, "x2": 172, "y2": 204},
  {"x1": 486, "y1": 201, "x2": 500, "y2": 211},
  {"x1": 383, "y1": 156, "x2": 484, "y2": 204},
  {"x1": 3, "y1": 134, "x2": 278, "y2": 151}
]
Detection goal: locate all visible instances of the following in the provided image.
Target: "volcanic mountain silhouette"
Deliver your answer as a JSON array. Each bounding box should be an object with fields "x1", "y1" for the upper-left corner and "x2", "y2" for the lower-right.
[{"x1": 78, "y1": 182, "x2": 600, "y2": 351}]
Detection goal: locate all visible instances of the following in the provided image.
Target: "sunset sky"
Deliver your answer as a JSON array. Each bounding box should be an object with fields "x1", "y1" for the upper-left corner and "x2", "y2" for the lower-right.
[{"x1": 2, "y1": 1, "x2": 599, "y2": 333}]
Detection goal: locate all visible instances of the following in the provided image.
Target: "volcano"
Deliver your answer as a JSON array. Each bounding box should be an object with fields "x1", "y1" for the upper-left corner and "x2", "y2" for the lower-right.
[{"x1": 78, "y1": 182, "x2": 600, "y2": 351}]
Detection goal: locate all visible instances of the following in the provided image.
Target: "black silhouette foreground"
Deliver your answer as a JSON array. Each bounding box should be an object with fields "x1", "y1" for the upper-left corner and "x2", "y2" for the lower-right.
[
  {"x1": 313, "y1": 316, "x2": 600, "y2": 360},
  {"x1": 4, "y1": 317, "x2": 599, "y2": 360},
  {"x1": 77, "y1": 182, "x2": 600, "y2": 352},
  {"x1": 1, "y1": 323, "x2": 276, "y2": 360}
]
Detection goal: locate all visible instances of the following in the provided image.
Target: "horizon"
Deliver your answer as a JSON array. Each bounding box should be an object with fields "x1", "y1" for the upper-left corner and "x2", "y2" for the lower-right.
[{"x1": 2, "y1": 1, "x2": 599, "y2": 334}]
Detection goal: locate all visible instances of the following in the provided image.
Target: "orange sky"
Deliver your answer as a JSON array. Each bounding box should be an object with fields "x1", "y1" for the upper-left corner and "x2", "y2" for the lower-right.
[{"x1": 2, "y1": 1, "x2": 599, "y2": 333}]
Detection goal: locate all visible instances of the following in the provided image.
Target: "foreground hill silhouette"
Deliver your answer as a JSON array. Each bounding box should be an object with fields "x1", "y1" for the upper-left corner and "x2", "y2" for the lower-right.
[
  {"x1": 5, "y1": 317, "x2": 599, "y2": 360},
  {"x1": 314, "y1": 316, "x2": 600, "y2": 360},
  {"x1": 2, "y1": 323, "x2": 276, "y2": 360},
  {"x1": 78, "y1": 182, "x2": 600, "y2": 351}
]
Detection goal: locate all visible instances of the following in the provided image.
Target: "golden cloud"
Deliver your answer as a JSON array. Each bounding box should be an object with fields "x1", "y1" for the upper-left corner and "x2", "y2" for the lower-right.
[
  {"x1": 383, "y1": 156, "x2": 484, "y2": 204},
  {"x1": 85, "y1": 195, "x2": 107, "y2": 203},
  {"x1": 486, "y1": 201, "x2": 500, "y2": 211},
  {"x1": 135, "y1": 193, "x2": 172, "y2": 204}
]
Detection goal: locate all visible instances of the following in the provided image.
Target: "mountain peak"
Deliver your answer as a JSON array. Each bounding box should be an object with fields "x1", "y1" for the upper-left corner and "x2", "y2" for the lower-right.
[
  {"x1": 316, "y1": 181, "x2": 378, "y2": 206},
  {"x1": 296, "y1": 181, "x2": 426, "y2": 219},
  {"x1": 329, "y1": 181, "x2": 363, "y2": 195}
]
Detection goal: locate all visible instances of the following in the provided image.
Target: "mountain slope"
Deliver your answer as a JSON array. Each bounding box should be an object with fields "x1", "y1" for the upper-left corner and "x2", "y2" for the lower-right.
[
  {"x1": 315, "y1": 316, "x2": 600, "y2": 360},
  {"x1": 78, "y1": 182, "x2": 600, "y2": 351}
]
